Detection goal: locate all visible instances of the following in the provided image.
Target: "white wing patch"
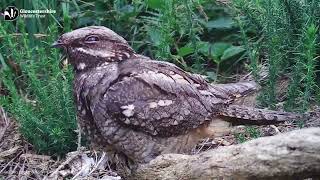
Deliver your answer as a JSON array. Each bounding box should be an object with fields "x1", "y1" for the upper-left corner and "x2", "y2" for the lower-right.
[
  {"x1": 121, "y1": 104, "x2": 135, "y2": 117},
  {"x1": 158, "y1": 100, "x2": 173, "y2": 106},
  {"x1": 149, "y1": 102, "x2": 158, "y2": 108},
  {"x1": 77, "y1": 63, "x2": 86, "y2": 70},
  {"x1": 149, "y1": 100, "x2": 173, "y2": 109}
]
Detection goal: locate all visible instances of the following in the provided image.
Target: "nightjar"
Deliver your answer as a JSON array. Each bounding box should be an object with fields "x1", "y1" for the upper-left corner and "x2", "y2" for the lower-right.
[{"x1": 52, "y1": 26, "x2": 305, "y2": 163}]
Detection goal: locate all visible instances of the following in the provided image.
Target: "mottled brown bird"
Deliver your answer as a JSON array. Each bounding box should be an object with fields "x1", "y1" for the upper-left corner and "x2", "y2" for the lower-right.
[{"x1": 52, "y1": 26, "x2": 305, "y2": 163}]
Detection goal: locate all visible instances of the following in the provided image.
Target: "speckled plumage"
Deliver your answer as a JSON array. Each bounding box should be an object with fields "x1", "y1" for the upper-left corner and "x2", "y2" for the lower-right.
[{"x1": 53, "y1": 26, "x2": 305, "y2": 163}]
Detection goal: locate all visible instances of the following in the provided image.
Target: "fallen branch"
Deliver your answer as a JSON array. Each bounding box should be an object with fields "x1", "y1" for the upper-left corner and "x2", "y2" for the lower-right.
[{"x1": 132, "y1": 128, "x2": 320, "y2": 179}]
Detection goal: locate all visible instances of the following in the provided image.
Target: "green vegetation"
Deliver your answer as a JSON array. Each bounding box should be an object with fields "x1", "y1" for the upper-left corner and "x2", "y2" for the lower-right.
[
  {"x1": 0, "y1": 0, "x2": 319, "y2": 155},
  {"x1": 233, "y1": 0, "x2": 320, "y2": 111},
  {"x1": 235, "y1": 126, "x2": 261, "y2": 143},
  {"x1": 0, "y1": 21, "x2": 76, "y2": 156}
]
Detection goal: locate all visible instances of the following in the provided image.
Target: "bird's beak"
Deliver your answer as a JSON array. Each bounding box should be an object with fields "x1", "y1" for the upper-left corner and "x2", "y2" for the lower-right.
[{"x1": 51, "y1": 39, "x2": 65, "y2": 48}]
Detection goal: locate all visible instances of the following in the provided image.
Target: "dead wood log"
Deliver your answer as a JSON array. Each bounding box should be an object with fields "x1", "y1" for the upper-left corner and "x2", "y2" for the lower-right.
[{"x1": 132, "y1": 128, "x2": 320, "y2": 180}]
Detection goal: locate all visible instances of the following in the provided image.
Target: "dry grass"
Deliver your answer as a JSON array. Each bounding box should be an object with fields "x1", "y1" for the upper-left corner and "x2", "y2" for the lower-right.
[
  {"x1": 0, "y1": 110, "x2": 121, "y2": 179},
  {"x1": 0, "y1": 107, "x2": 56, "y2": 179}
]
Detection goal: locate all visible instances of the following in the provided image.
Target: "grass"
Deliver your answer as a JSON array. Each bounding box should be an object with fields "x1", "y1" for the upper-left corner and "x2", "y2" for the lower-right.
[
  {"x1": 232, "y1": 0, "x2": 320, "y2": 111},
  {"x1": 0, "y1": 0, "x2": 319, "y2": 156},
  {"x1": 0, "y1": 19, "x2": 77, "y2": 156},
  {"x1": 235, "y1": 126, "x2": 261, "y2": 143}
]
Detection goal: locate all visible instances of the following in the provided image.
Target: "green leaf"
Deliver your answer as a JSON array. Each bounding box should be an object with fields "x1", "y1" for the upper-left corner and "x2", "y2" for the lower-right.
[
  {"x1": 206, "y1": 17, "x2": 234, "y2": 29},
  {"x1": 211, "y1": 42, "x2": 231, "y2": 63},
  {"x1": 0, "y1": 52, "x2": 8, "y2": 70},
  {"x1": 197, "y1": 41, "x2": 210, "y2": 55},
  {"x1": 95, "y1": 1, "x2": 107, "y2": 13},
  {"x1": 178, "y1": 45, "x2": 195, "y2": 56},
  {"x1": 197, "y1": 42, "x2": 235, "y2": 63},
  {"x1": 147, "y1": 0, "x2": 164, "y2": 10},
  {"x1": 221, "y1": 46, "x2": 245, "y2": 61},
  {"x1": 205, "y1": 71, "x2": 216, "y2": 81},
  {"x1": 148, "y1": 28, "x2": 161, "y2": 46}
]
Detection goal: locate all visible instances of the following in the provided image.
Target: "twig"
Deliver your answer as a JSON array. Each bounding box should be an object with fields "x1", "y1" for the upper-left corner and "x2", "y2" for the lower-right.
[
  {"x1": 88, "y1": 152, "x2": 106, "y2": 175},
  {"x1": 18, "y1": 157, "x2": 27, "y2": 179},
  {"x1": 20, "y1": 153, "x2": 51, "y2": 161},
  {"x1": 72, "y1": 152, "x2": 97, "y2": 180},
  {"x1": 0, "y1": 150, "x2": 23, "y2": 174},
  {"x1": 9, "y1": 161, "x2": 19, "y2": 177},
  {"x1": 71, "y1": 160, "x2": 92, "y2": 180},
  {"x1": 77, "y1": 119, "x2": 82, "y2": 150},
  {"x1": 195, "y1": 138, "x2": 209, "y2": 154},
  {"x1": 270, "y1": 125, "x2": 281, "y2": 134},
  {"x1": 49, "y1": 151, "x2": 82, "y2": 178},
  {"x1": 0, "y1": 107, "x2": 10, "y2": 142}
]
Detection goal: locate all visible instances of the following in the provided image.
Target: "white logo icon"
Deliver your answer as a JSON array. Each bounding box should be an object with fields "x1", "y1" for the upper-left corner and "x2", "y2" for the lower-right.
[{"x1": 3, "y1": 6, "x2": 19, "y2": 21}]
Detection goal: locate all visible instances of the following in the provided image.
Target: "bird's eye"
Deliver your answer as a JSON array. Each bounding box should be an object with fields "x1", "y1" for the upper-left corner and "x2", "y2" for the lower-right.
[{"x1": 84, "y1": 35, "x2": 100, "y2": 43}]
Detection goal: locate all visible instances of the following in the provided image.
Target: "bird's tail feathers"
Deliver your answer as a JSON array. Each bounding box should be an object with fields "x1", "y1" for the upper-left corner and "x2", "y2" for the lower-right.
[{"x1": 220, "y1": 105, "x2": 306, "y2": 125}]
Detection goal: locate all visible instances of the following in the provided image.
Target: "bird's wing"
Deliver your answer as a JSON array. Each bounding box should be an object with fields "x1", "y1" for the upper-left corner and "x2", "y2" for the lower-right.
[
  {"x1": 91, "y1": 58, "x2": 228, "y2": 137},
  {"x1": 208, "y1": 82, "x2": 258, "y2": 100},
  {"x1": 120, "y1": 57, "x2": 258, "y2": 101}
]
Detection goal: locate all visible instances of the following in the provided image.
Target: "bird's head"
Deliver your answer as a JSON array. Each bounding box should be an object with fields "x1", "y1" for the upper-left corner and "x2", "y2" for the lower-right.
[{"x1": 52, "y1": 26, "x2": 135, "y2": 71}]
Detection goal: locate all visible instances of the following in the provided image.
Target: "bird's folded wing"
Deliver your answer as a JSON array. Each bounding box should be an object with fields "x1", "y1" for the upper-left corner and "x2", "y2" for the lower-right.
[{"x1": 92, "y1": 59, "x2": 226, "y2": 137}]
